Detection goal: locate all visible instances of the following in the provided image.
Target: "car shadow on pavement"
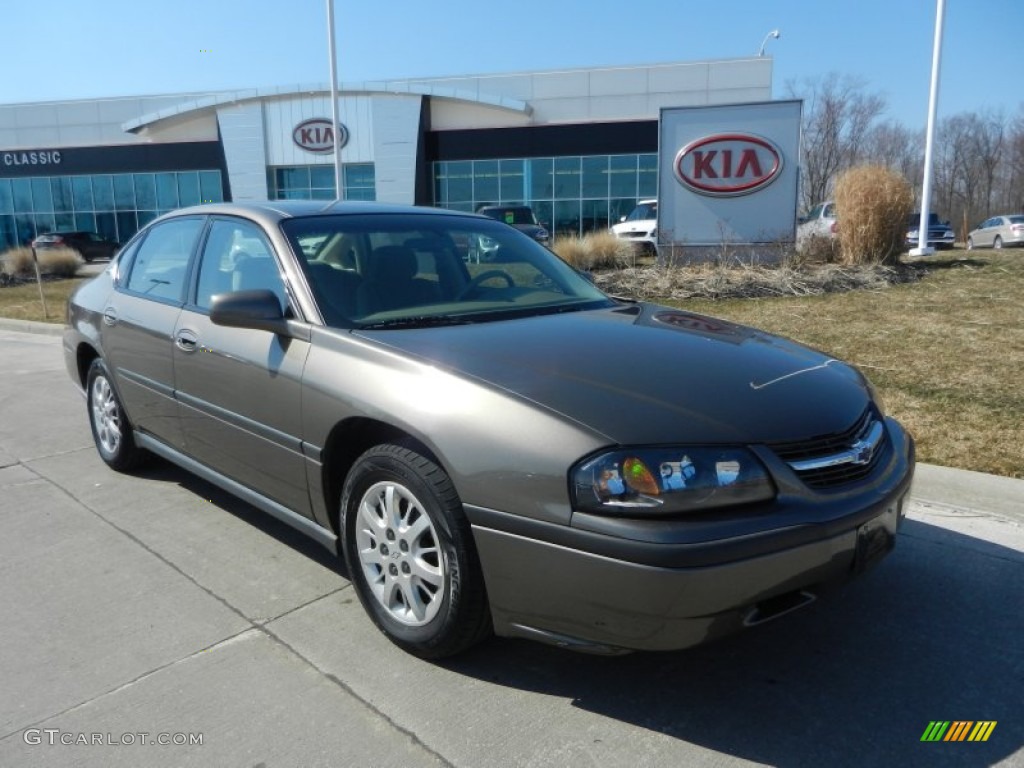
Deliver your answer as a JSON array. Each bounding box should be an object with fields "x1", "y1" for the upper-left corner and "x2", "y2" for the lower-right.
[
  {"x1": 132, "y1": 459, "x2": 346, "y2": 577},
  {"x1": 440, "y1": 518, "x2": 1022, "y2": 768}
]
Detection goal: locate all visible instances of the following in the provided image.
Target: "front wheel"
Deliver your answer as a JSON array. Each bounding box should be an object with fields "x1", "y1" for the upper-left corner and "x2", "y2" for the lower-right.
[
  {"x1": 340, "y1": 444, "x2": 491, "y2": 658},
  {"x1": 86, "y1": 358, "x2": 147, "y2": 471},
  {"x1": 994, "y1": 236, "x2": 1003, "y2": 249},
  {"x1": 967, "y1": 237, "x2": 974, "y2": 250}
]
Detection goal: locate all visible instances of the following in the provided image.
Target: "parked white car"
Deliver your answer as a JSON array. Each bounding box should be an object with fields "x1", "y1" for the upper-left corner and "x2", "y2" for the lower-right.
[
  {"x1": 796, "y1": 201, "x2": 837, "y2": 250},
  {"x1": 967, "y1": 214, "x2": 1024, "y2": 250},
  {"x1": 611, "y1": 199, "x2": 657, "y2": 255}
]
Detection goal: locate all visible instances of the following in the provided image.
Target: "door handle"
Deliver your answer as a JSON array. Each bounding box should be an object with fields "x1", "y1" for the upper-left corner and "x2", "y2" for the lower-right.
[
  {"x1": 175, "y1": 330, "x2": 198, "y2": 353},
  {"x1": 102, "y1": 307, "x2": 118, "y2": 326}
]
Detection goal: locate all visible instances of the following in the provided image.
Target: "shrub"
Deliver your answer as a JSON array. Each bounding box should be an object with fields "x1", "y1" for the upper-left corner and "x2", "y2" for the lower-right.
[
  {"x1": 833, "y1": 166, "x2": 913, "y2": 265},
  {"x1": 0, "y1": 247, "x2": 82, "y2": 278},
  {"x1": 552, "y1": 231, "x2": 634, "y2": 270}
]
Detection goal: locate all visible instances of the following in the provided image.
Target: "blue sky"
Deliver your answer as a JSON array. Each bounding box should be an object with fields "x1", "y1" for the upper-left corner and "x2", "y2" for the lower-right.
[{"x1": 4, "y1": 0, "x2": 1020, "y2": 128}]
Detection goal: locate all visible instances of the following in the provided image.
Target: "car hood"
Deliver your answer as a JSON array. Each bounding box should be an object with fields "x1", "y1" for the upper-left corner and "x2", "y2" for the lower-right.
[{"x1": 355, "y1": 303, "x2": 872, "y2": 446}]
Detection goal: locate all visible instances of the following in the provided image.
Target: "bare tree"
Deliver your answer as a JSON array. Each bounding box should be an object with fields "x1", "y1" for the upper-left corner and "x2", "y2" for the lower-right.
[
  {"x1": 787, "y1": 74, "x2": 886, "y2": 210},
  {"x1": 972, "y1": 110, "x2": 1006, "y2": 216},
  {"x1": 1002, "y1": 109, "x2": 1024, "y2": 212},
  {"x1": 865, "y1": 120, "x2": 923, "y2": 188}
]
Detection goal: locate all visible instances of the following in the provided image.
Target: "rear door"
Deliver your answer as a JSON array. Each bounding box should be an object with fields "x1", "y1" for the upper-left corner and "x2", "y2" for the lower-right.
[
  {"x1": 172, "y1": 216, "x2": 313, "y2": 517},
  {"x1": 101, "y1": 216, "x2": 206, "y2": 450}
]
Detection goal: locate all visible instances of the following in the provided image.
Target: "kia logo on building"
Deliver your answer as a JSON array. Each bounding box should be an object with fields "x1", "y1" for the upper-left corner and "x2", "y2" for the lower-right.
[
  {"x1": 673, "y1": 133, "x2": 783, "y2": 197},
  {"x1": 292, "y1": 118, "x2": 349, "y2": 153}
]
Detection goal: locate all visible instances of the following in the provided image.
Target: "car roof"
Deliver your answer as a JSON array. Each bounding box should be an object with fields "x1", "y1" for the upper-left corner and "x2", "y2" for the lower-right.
[{"x1": 160, "y1": 201, "x2": 488, "y2": 230}]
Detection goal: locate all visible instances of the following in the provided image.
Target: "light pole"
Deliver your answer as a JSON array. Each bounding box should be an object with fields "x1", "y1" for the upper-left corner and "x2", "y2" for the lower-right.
[
  {"x1": 910, "y1": 0, "x2": 946, "y2": 256},
  {"x1": 758, "y1": 30, "x2": 781, "y2": 57},
  {"x1": 326, "y1": 0, "x2": 344, "y2": 201}
]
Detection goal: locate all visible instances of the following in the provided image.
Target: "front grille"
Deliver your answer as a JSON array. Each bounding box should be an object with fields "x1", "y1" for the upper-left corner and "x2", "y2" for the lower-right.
[{"x1": 770, "y1": 408, "x2": 888, "y2": 490}]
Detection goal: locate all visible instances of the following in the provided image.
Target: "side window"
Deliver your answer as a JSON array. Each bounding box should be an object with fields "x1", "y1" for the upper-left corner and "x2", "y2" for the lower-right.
[
  {"x1": 195, "y1": 218, "x2": 287, "y2": 312},
  {"x1": 125, "y1": 218, "x2": 204, "y2": 302}
]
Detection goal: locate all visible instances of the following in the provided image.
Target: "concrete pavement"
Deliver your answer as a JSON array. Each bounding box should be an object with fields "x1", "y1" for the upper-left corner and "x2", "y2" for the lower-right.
[{"x1": 0, "y1": 328, "x2": 1021, "y2": 768}]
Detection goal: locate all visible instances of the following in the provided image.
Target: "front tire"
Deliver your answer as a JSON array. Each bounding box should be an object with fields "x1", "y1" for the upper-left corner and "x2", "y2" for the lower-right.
[
  {"x1": 994, "y1": 236, "x2": 1003, "y2": 249},
  {"x1": 967, "y1": 237, "x2": 974, "y2": 250},
  {"x1": 340, "y1": 444, "x2": 490, "y2": 659},
  {"x1": 86, "y1": 358, "x2": 147, "y2": 471}
]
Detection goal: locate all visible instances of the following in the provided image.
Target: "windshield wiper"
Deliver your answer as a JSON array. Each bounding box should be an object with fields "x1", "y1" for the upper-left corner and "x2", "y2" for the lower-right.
[{"x1": 357, "y1": 315, "x2": 476, "y2": 330}]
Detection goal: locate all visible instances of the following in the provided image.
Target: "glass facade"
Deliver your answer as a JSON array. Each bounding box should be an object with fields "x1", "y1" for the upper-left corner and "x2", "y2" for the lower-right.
[
  {"x1": 434, "y1": 154, "x2": 658, "y2": 237},
  {"x1": 0, "y1": 170, "x2": 224, "y2": 250},
  {"x1": 267, "y1": 163, "x2": 376, "y2": 202}
]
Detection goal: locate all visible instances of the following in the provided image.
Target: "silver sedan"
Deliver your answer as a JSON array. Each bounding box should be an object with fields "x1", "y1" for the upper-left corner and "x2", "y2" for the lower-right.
[{"x1": 968, "y1": 214, "x2": 1024, "y2": 249}]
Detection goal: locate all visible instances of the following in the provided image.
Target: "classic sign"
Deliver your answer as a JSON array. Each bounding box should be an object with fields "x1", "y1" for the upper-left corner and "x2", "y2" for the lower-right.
[
  {"x1": 673, "y1": 133, "x2": 782, "y2": 197},
  {"x1": 3, "y1": 150, "x2": 62, "y2": 167},
  {"x1": 292, "y1": 118, "x2": 349, "y2": 153}
]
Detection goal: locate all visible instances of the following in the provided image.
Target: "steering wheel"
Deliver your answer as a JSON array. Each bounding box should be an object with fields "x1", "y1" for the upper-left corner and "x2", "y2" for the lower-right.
[{"x1": 457, "y1": 270, "x2": 515, "y2": 300}]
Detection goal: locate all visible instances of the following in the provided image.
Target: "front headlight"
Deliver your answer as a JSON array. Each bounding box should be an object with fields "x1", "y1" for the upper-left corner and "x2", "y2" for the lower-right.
[{"x1": 571, "y1": 447, "x2": 775, "y2": 516}]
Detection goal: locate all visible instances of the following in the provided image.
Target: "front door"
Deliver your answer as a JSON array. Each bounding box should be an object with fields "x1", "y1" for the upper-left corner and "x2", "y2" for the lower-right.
[{"x1": 172, "y1": 217, "x2": 313, "y2": 518}]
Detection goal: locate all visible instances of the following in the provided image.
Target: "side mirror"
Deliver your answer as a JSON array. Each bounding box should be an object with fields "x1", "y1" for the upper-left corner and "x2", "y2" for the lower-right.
[
  {"x1": 210, "y1": 289, "x2": 290, "y2": 335},
  {"x1": 619, "y1": 215, "x2": 627, "y2": 223}
]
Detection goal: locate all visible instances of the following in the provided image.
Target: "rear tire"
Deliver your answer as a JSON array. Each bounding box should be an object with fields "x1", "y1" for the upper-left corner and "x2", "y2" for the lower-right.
[
  {"x1": 340, "y1": 444, "x2": 491, "y2": 659},
  {"x1": 86, "y1": 358, "x2": 147, "y2": 471}
]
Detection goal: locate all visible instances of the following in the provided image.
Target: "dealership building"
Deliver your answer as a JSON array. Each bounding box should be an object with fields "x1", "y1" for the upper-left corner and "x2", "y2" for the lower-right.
[{"x1": 0, "y1": 57, "x2": 772, "y2": 250}]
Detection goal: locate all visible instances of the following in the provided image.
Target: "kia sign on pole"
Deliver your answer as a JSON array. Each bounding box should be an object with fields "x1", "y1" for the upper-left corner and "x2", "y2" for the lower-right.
[{"x1": 658, "y1": 101, "x2": 801, "y2": 249}]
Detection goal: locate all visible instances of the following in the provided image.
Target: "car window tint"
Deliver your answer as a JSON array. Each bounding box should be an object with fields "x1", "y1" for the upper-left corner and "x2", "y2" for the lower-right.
[
  {"x1": 125, "y1": 218, "x2": 203, "y2": 302},
  {"x1": 195, "y1": 218, "x2": 286, "y2": 311}
]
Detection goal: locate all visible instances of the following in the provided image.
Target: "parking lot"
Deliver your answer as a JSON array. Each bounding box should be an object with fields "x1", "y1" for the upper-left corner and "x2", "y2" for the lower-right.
[{"x1": 0, "y1": 327, "x2": 1021, "y2": 768}]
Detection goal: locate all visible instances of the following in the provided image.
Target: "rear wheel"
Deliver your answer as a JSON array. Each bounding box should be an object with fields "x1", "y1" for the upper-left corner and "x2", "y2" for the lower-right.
[
  {"x1": 340, "y1": 444, "x2": 491, "y2": 658},
  {"x1": 994, "y1": 236, "x2": 1003, "y2": 249},
  {"x1": 86, "y1": 358, "x2": 147, "y2": 471}
]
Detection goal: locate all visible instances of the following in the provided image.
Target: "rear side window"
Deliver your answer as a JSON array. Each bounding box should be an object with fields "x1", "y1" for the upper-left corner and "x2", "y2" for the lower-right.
[{"x1": 125, "y1": 218, "x2": 204, "y2": 302}]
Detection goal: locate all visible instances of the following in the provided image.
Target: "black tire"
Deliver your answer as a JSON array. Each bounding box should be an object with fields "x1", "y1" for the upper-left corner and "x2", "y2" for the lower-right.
[
  {"x1": 340, "y1": 444, "x2": 491, "y2": 659},
  {"x1": 86, "y1": 358, "x2": 147, "y2": 472},
  {"x1": 994, "y1": 236, "x2": 1003, "y2": 249}
]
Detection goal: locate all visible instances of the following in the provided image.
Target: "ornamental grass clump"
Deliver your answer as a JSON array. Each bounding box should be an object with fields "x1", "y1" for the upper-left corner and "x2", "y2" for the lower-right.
[
  {"x1": 833, "y1": 166, "x2": 913, "y2": 265},
  {"x1": 0, "y1": 247, "x2": 82, "y2": 278},
  {"x1": 551, "y1": 231, "x2": 634, "y2": 270}
]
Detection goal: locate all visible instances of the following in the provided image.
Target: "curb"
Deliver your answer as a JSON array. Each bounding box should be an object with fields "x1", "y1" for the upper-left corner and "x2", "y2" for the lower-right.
[
  {"x1": 911, "y1": 463, "x2": 1024, "y2": 522},
  {"x1": 0, "y1": 317, "x2": 64, "y2": 337}
]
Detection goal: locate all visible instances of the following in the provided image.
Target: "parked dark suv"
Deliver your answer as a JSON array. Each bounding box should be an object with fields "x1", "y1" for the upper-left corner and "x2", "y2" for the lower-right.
[
  {"x1": 31, "y1": 231, "x2": 120, "y2": 262},
  {"x1": 475, "y1": 205, "x2": 550, "y2": 245}
]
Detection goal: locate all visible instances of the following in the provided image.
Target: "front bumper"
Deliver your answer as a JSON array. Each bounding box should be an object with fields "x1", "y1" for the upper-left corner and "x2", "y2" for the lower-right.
[{"x1": 468, "y1": 421, "x2": 914, "y2": 653}]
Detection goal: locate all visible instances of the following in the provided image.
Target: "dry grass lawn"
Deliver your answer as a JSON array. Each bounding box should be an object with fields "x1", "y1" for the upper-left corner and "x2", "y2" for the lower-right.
[
  {"x1": 671, "y1": 251, "x2": 1023, "y2": 478},
  {"x1": 0, "y1": 278, "x2": 84, "y2": 323}
]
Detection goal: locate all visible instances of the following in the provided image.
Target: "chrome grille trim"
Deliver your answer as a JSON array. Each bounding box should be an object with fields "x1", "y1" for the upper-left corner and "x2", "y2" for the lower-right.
[
  {"x1": 787, "y1": 420, "x2": 885, "y2": 472},
  {"x1": 769, "y1": 408, "x2": 890, "y2": 490}
]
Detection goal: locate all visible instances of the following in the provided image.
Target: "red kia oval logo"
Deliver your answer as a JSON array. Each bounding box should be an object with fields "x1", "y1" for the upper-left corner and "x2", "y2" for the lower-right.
[
  {"x1": 292, "y1": 118, "x2": 349, "y2": 153},
  {"x1": 673, "y1": 133, "x2": 783, "y2": 197}
]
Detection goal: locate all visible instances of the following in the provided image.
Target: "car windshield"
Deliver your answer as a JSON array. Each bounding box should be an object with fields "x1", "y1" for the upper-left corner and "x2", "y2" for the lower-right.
[
  {"x1": 626, "y1": 202, "x2": 657, "y2": 221},
  {"x1": 281, "y1": 213, "x2": 613, "y2": 329},
  {"x1": 908, "y1": 213, "x2": 943, "y2": 226},
  {"x1": 479, "y1": 207, "x2": 538, "y2": 226}
]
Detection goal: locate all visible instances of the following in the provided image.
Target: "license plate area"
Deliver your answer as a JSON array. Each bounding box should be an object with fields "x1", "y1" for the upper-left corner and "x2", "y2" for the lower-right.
[{"x1": 853, "y1": 494, "x2": 904, "y2": 573}]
